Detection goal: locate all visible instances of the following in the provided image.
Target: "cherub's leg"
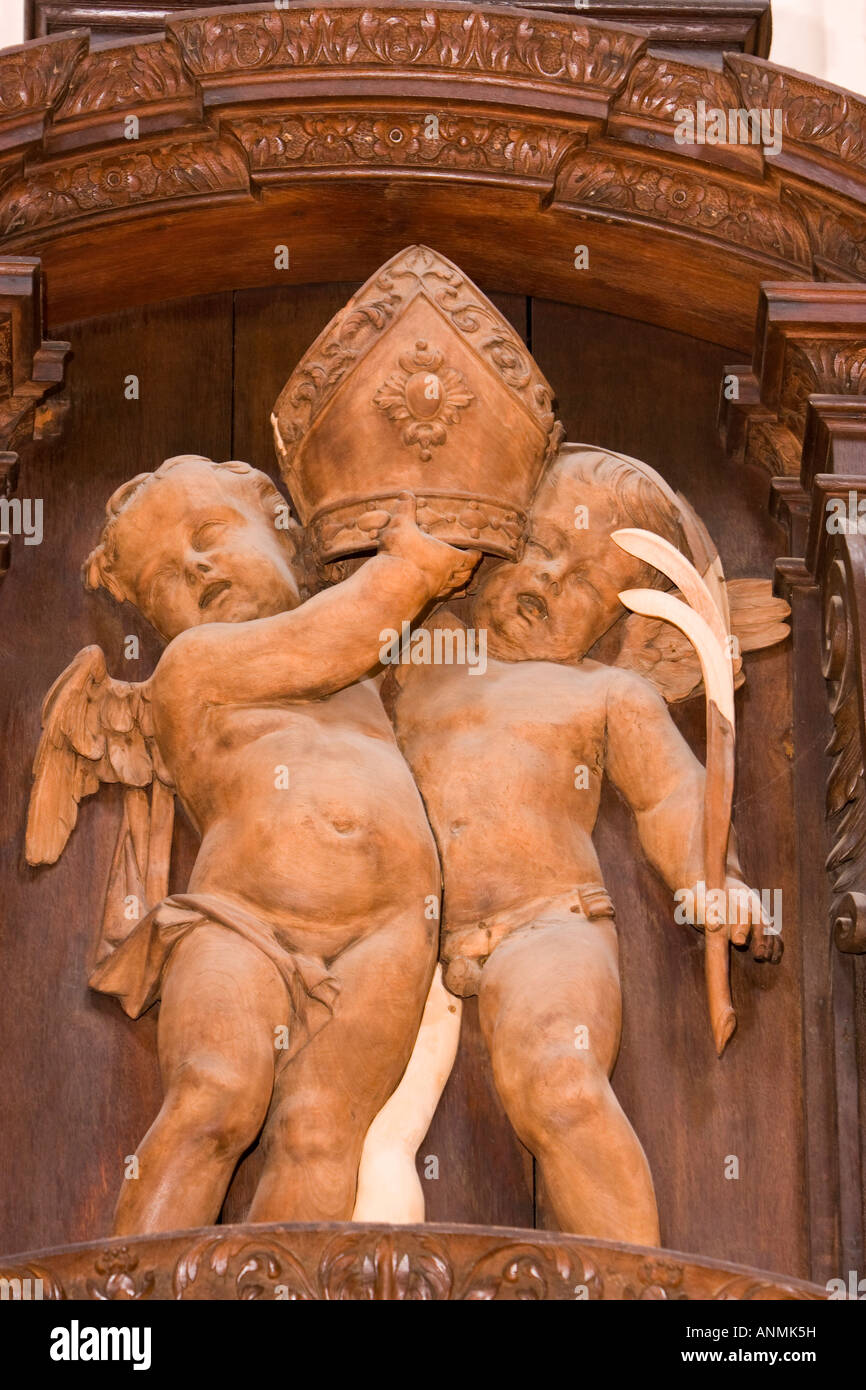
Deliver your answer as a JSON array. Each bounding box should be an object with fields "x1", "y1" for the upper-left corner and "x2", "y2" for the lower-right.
[
  {"x1": 248, "y1": 910, "x2": 436, "y2": 1223},
  {"x1": 113, "y1": 924, "x2": 287, "y2": 1235},
  {"x1": 478, "y1": 916, "x2": 660, "y2": 1246}
]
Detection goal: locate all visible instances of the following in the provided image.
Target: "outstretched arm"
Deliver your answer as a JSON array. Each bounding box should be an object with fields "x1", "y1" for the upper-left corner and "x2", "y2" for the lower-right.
[{"x1": 155, "y1": 498, "x2": 478, "y2": 706}]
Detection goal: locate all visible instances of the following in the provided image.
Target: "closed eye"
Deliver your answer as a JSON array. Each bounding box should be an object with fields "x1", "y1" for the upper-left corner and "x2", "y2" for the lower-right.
[
  {"x1": 147, "y1": 564, "x2": 177, "y2": 602},
  {"x1": 526, "y1": 539, "x2": 553, "y2": 558},
  {"x1": 192, "y1": 520, "x2": 227, "y2": 551}
]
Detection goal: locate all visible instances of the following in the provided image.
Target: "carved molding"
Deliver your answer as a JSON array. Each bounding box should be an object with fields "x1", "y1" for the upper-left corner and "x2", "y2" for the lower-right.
[
  {"x1": 0, "y1": 136, "x2": 250, "y2": 240},
  {"x1": 721, "y1": 286, "x2": 866, "y2": 482},
  {"x1": 224, "y1": 109, "x2": 581, "y2": 185},
  {"x1": 553, "y1": 145, "x2": 811, "y2": 271},
  {"x1": 0, "y1": 32, "x2": 87, "y2": 139},
  {"x1": 0, "y1": 1221, "x2": 828, "y2": 1300},
  {"x1": 609, "y1": 54, "x2": 762, "y2": 174},
  {"x1": 727, "y1": 56, "x2": 866, "y2": 201},
  {"x1": 0, "y1": 6, "x2": 855, "y2": 311},
  {"x1": 169, "y1": 7, "x2": 647, "y2": 108},
  {"x1": 25, "y1": 2, "x2": 774, "y2": 61},
  {"x1": 822, "y1": 536, "x2": 866, "y2": 954}
]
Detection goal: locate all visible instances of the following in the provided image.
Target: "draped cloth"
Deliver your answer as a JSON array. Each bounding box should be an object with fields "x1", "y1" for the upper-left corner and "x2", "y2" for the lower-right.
[{"x1": 90, "y1": 889, "x2": 340, "y2": 1064}]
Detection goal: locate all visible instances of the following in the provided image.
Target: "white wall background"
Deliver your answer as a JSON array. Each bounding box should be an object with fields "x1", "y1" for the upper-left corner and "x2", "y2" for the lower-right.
[{"x1": 0, "y1": 0, "x2": 863, "y2": 93}]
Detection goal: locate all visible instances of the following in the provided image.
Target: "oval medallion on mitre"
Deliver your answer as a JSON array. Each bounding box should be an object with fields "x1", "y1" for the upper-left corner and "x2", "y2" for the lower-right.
[{"x1": 270, "y1": 245, "x2": 563, "y2": 562}]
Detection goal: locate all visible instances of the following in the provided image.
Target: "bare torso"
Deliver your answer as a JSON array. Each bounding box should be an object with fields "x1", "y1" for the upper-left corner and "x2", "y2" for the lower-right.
[
  {"x1": 393, "y1": 653, "x2": 615, "y2": 926},
  {"x1": 152, "y1": 671, "x2": 439, "y2": 957}
]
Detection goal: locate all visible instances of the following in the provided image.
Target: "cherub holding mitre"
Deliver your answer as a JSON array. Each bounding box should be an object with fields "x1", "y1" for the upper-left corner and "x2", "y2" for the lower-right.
[{"x1": 25, "y1": 449, "x2": 476, "y2": 1234}]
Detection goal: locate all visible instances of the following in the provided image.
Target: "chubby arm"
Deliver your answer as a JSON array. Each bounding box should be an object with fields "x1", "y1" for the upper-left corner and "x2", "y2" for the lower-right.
[
  {"x1": 605, "y1": 668, "x2": 707, "y2": 893},
  {"x1": 156, "y1": 499, "x2": 478, "y2": 706},
  {"x1": 605, "y1": 668, "x2": 779, "y2": 959}
]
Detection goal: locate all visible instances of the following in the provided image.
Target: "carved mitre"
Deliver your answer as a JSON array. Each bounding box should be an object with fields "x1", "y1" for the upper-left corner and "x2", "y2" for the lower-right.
[{"x1": 271, "y1": 245, "x2": 563, "y2": 562}]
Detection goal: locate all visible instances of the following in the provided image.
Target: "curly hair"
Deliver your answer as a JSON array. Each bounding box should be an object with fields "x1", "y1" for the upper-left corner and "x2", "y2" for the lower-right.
[
  {"x1": 83, "y1": 455, "x2": 304, "y2": 600},
  {"x1": 545, "y1": 445, "x2": 690, "y2": 590}
]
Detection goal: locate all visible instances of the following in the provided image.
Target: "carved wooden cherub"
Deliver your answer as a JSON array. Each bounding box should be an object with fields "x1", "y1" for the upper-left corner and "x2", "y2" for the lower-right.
[
  {"x1": 25, "y1": 455, "x2": 476, "y2": 1234},
  {"x1": 369, "y1": 445, "x2": 785, "y2": 1244}
]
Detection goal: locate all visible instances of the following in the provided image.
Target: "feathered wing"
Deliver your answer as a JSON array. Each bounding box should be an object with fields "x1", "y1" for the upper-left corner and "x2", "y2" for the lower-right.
[
  {"x1": 607, "y1": 483, "x2": 789, "y2": 702},
  {"x1": 25, "y1": 646, "x2": 175, "y2": 960},
  {"x1": 614, "y1": 578, "x2": 790, "y2": 702}
]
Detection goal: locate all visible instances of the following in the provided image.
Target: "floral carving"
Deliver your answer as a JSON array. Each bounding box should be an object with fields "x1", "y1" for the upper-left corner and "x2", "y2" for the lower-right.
[
  {"x1": 614, "y1": 56, "x2": 744, "y2": 125},
  {"x1": 55, "y1": 40, "x2": 196, "y2": 120},
  {"x1": 729, "y1": 57, "x2": 866, "y2": 170},
  {"x1": 0, "y1": 139, "x2": 249, "y2": 238},
  {"x1": 0, "y1": 1222, "x2": 828, "y2": 1300},
  {"x1": 170, "y1": 7, "x2": 645, "y2": 93},
  {"x1": 227, "y1": 111, "x2": 577, "y2": 182},
  {"x1": 86, "y1": 1247, "x2": 155, "y2": 1301},
  {"x1": 0, "y1": 34, "x2": 87, "y2": 117},
  {"x1": 374, "y1": 339, "x2": 475, "y2": 460},
  {"x1": 554, "y1": 150, "x2": 811, "y2": 268}
]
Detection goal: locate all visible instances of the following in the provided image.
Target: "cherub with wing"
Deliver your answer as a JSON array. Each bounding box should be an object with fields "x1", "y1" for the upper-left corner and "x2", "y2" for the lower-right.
[
  {"x1": 353, "y1": 444, "x2": 789, "y2": 1241},
  {"x1": 25, "y1": 454, "x2": 476, "y2": 1235}
]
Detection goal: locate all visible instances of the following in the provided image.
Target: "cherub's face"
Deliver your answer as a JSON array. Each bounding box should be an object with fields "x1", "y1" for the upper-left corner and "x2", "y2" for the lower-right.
[
  {"x1": 473, "y1": 476, "x2": 642, "y2": 662},
  {"x1": 109, "y1": 464, "x2": 301, "y2": 640}
]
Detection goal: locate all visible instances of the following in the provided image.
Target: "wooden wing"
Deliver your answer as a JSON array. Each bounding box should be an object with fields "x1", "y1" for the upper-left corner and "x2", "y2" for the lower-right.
[{"x1": 25, "y1": 645, "x2": 171, "y2": 867}]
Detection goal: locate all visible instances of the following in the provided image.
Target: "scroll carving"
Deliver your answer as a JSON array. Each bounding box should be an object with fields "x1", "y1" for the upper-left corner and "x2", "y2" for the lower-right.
[{"x1": 0, "y1": 1223, "x2": 826, "y2": 1301}]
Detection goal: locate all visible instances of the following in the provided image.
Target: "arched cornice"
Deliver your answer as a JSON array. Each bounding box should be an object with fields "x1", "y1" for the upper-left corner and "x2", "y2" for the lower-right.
[{"x1": 0, "y1": 5, "x2": 863, "y2": 346}]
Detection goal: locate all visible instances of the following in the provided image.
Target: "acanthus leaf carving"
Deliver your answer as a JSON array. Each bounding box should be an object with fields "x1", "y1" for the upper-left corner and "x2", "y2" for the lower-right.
[
  {"x1": 169, "y1": 7, "x2": 646, "y2": 96},
  {"x1": 553, "y1": 148, "x2": 811, "y2": 269},
  {"x1": 783, "y1": 188, "x2": 866, "y2": 282},
  {"x1": 781, "y1": 340, "x2": 866, "y2": 438},
  {"x1": 54, "y1": 39, "x2": 196, "y2": 120},
  {"x1": 614, "y1": 54, "x2": 745, "y2": 125},
  {"x1": 0, "y1": 1223, "x2": 829, "y2": 1300},
  {"x1": 728, "y1": 55, "x2": 866, "y2": 173},
  {"x1": 0, "y1": 138, "x2": 250, "y2": 239},
  {"x1": 0, "y1": 33, "x2": 88, "y2": 121}
]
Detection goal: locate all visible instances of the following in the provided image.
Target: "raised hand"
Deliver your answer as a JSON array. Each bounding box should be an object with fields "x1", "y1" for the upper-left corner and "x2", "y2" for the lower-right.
[{"x1": 379, "y1": 493, "x2": 481, "y2": 598}]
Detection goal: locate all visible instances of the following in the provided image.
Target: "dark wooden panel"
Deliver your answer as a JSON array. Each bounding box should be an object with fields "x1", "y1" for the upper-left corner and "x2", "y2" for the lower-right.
[
  {"x1": 0, "y1": 293, "x2": 232, "y2": 1253},
  {"x1": 530, "y1": 299, "x2": 808, "y2": 1277}
]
